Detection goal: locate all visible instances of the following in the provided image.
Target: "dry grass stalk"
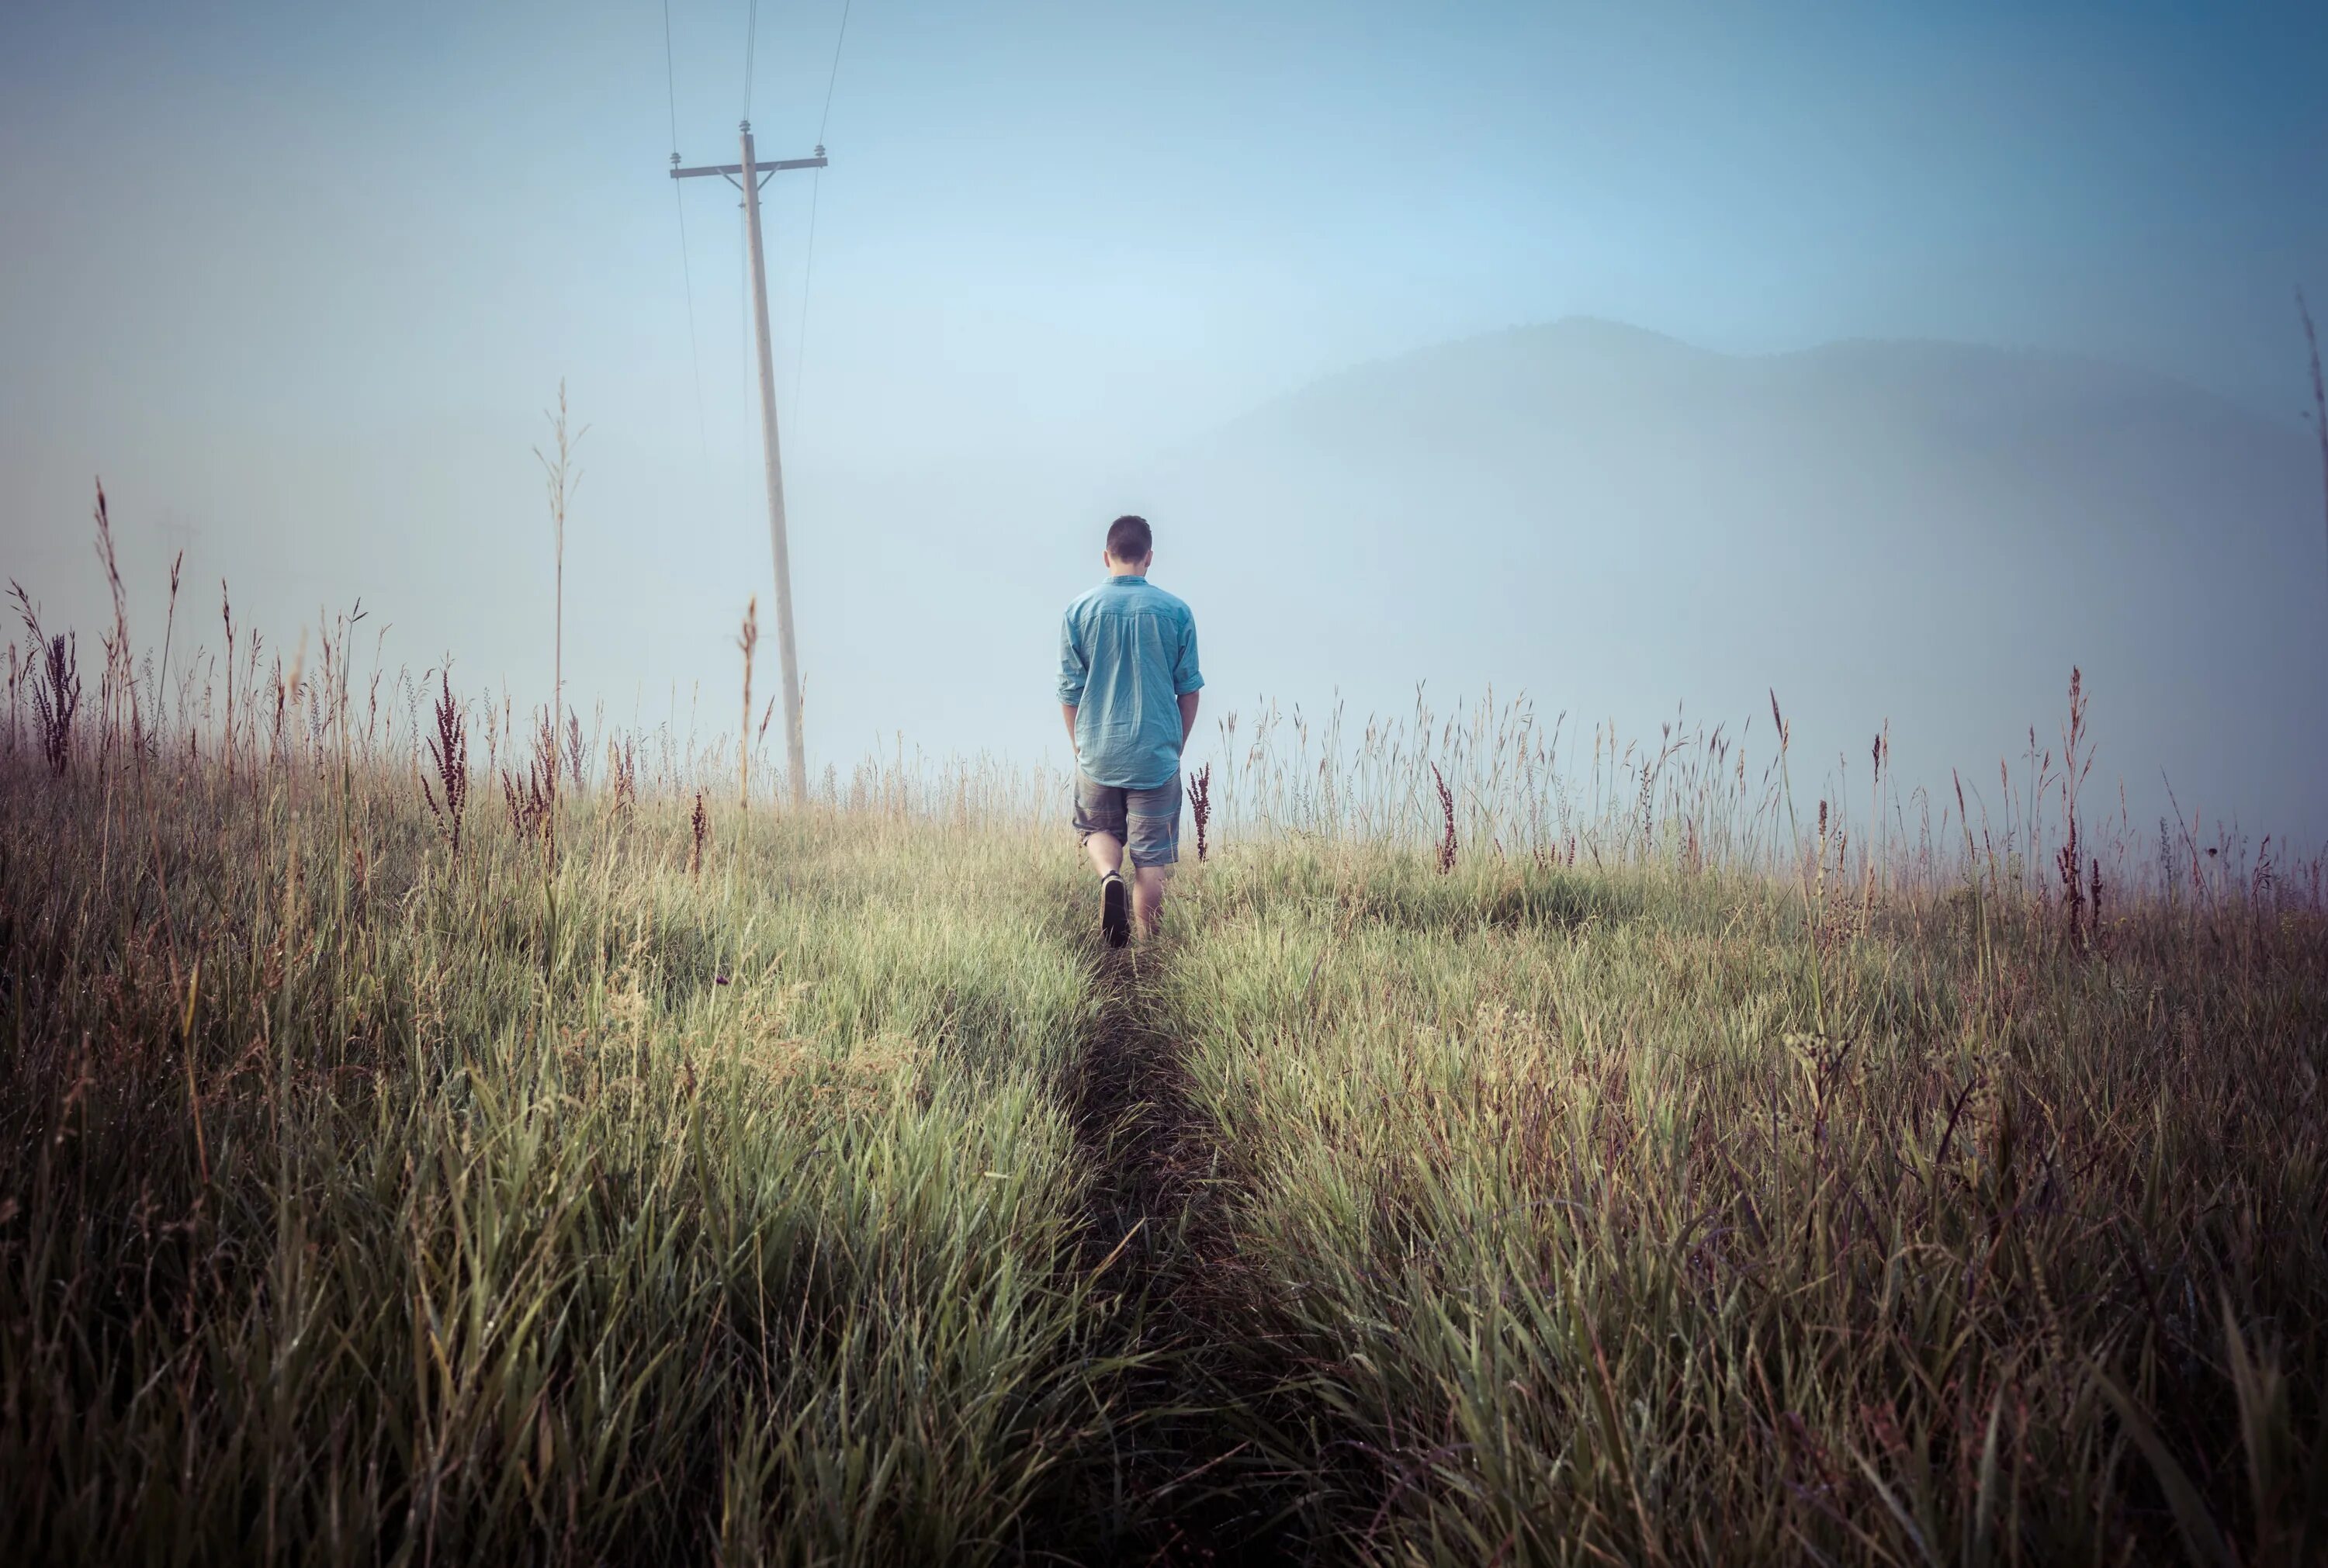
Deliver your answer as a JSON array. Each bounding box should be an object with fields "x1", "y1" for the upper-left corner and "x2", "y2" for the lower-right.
[
  {"x1": 219, "y1": 583, "x2": 237, "y2": 782},
  {"x1": 267, "y1": 655, "x2": 289, "y2": 770},
  {"x1": 564, "y1": 709, "x2": 586, "y2": 795},
  {"x1": 500, "y1": 763, "x2": 549, "y2": 841},
  {"x1": 1188, "y1": 762, "x2": 1212, "y2": 861},
  {"x1": 533, "y1": 381, "x2": 584, "y2": 863},
  {"x1": 1866, "y1": 724, "x2": 1889, "y2": 910},
  {"x1": 1807, "y1": 795, "x2": 1825, "y2": 940},
  {"x1": 9, "y1": 586, "x2": 79, "y2": 778},
  {"x1": 689, "y1": 788, "x2": 708, "y2": 878},
  {"x1": 156, "y1": 552, "x2": 183, "y2": 763},
  {"x1": 607, "y1": 734, "x2": 638, "y2": 818},
  {"x1": 498, "y1": 708, "x2": 557, "y2": 843},
  {"x1": 738, "y1": 596, "x2": 758, "y2": 810},
  {"x1": 1431, "y1": 763, "x2": 1457, "y2": 874},
  {"x1": 2056, "y1": 666, "x2": 2094, "y2": 950},
  {"x1": 89, "y1": 481, "x2": 133, "y2": 773}
]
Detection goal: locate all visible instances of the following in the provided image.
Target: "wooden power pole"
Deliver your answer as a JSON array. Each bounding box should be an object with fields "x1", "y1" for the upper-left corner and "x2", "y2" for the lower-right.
[{"x1": 672, "y1": 122, "x2": 825, "y2": 805}]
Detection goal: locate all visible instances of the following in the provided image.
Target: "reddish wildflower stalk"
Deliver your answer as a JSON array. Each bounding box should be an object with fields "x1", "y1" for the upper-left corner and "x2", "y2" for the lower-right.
[
  {"x1": 422, "y1": 671, "x2": 469, "y2": 857},
  {"x1": 1188, "y1": 763, "x2": 1212, "y2": 862}
]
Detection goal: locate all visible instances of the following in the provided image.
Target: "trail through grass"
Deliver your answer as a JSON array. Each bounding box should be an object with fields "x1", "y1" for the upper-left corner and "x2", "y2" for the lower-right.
[{"x1": 1065, "y1": 944, "x2": 1308, "y2": 1563}]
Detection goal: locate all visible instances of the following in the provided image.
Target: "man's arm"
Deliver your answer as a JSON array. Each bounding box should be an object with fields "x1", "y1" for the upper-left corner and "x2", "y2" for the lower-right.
[
  {"x1": 1172, "y1": 611, "x2": 1204, "y2": 752},
  {"x1": 1057, "y1": 608, "x2": 1087, "y2": 760}
]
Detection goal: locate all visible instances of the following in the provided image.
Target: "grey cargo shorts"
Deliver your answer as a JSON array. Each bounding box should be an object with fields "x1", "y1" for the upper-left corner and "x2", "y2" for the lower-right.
[{"x1": 1072, "y1": 770, "x2": 1183, "y2": 868}]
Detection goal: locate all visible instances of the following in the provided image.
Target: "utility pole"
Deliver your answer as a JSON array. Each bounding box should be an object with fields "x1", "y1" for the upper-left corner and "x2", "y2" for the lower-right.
[{"x1": 672, "y1": 123, "x2": 825, "y2": 805}]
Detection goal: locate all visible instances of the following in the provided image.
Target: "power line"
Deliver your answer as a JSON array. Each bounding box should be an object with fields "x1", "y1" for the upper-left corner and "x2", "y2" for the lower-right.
[
  {"x1": 742, "y1": 0, "x2": 760, "y2": 120},
  {"x1": 792, "y1": 176, "x2": 823, "y2": 415},
  {"x1": 661, "y1": 0, "x2": 708, "y2": 455},
  {"x1": 816, "y1": 0, "x2": 853, "y2": 145},
  {"x1": 741, "y1": 199, "x2": 753, "y2": 404},
  {"x1": 738, "y1": 0, "x2": 759, "y2": 405},
  {"x1": 660, "y1": 0, "x2": 682, "y2": 151},
  {"x1": 792, "y1": 0, "x2": 855, "y2": 414},
  {"x1": 671, "y1": 186, "x2": 708, "y2": 456}
]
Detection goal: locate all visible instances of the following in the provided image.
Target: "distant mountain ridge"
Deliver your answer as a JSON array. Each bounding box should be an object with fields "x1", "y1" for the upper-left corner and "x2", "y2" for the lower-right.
[
  {"x1": 1204, "y1": 317, "x2": 2284, "y2": 461},
  {"x1": 1134, "y1": 317, "x2": 2326, "y2": 840}
]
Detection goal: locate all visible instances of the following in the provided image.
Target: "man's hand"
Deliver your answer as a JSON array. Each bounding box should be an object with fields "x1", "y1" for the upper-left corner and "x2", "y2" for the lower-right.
[
  {"x1": 1178, "y1": 690, "x2": 1200, "y2": 749},
  {"x1": 1062, "y1": 703, "x2": 1079, "y2": 758}
]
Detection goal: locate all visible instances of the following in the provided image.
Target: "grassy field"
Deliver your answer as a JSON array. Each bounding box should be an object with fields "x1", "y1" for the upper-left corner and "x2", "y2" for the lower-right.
[
  {"x1": 2, "y1": 599, "x2": 2324, "y2": 1563},
  {"x1": 1157, "y1": 848, "x2": 2327, "y2": 1563},
  {"x1": 0, "y1": 760, "x2": 1166, "y2": 1562}
]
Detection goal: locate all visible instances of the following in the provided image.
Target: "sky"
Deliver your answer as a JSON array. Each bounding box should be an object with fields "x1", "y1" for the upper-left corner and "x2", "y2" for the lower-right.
[{"x1": 1, "y1": 1, "x2": 2323, "y2": 829}]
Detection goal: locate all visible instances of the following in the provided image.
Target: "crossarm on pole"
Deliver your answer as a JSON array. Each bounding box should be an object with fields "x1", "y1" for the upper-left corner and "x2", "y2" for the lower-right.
[{"x1": 671, "y1": 155, "x2": 828, "y2": 180}]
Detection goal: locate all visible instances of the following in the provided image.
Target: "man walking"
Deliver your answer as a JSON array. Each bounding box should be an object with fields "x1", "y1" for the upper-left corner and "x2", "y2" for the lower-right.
[{"x1": 1058, "y1": 514, "x2": 1204, "y2": 947}]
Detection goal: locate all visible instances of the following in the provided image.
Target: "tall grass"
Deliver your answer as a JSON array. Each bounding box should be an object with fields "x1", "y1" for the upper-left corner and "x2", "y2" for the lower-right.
[
  {"x1": 0, "y1": 611, "x2": 1157, "y2": 1559},
  {"x1": 1152, "y1": 844, "x2": 2326, "y2": 1562},
  {"x1": 1192, "y1": 683, "x2": 2320, "y2": 916}
]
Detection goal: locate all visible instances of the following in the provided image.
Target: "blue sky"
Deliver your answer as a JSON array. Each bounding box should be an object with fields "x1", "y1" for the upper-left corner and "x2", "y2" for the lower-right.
[{"x1": 1, "y1": 1, "x2": 2323, "y2": 821}]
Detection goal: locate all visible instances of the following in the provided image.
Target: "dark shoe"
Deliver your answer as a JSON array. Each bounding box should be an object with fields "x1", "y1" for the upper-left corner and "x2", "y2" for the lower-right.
[{"x1": 1100, "y1": 871, "x2": 1129, "y2": 949}]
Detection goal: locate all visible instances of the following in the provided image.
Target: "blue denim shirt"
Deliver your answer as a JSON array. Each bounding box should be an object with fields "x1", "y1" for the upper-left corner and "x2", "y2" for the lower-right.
[{"x1": 1056, "y1": 575, "x2": 1204, "y2": 790}]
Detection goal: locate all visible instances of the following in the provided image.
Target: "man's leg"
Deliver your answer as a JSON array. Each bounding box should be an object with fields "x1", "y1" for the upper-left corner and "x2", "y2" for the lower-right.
[
  {"x1": 1131, "y1": 864, "x2": 1169, "y2": 937},
  {"x1": 1084, "y1": 831, "x2": 1124, "y2": 877},
  {"x1": 1072, "y1": 774, "x2": 1132, "y2": 948},
  {"x1": 1122, "y1": 776, "x2": 1184, "y2": 941},
  {"x1": 1093, "y1": 834, "x2": 1132, "y2": 948}
]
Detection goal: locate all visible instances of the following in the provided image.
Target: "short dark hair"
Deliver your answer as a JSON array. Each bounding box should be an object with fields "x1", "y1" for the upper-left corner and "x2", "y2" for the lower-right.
[{"x1": 1105, "y1": 514, "x2": 1152, "y2": 563}]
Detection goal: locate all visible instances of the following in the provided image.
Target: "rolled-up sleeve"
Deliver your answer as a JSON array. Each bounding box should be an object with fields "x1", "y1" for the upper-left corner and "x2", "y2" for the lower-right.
[
  {"x1": 1172, "y1": 609, "x2": 1204, "y2": 694},
  {"x1": 1057, "y1": 610, "x2": 1087, "y2": 704}
]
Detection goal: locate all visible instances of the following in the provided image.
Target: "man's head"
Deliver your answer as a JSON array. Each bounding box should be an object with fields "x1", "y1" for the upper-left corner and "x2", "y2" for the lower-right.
[{"x1": 1103, "y1": 514, "x2": 1153, "y2": 575}]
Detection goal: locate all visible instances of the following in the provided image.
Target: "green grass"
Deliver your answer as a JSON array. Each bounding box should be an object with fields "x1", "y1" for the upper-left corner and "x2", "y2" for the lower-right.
[
  {"x1": 2, "y1": 736, "x2": 2323, "y2": 1565},
  {"x1": 0, "y1": 763, "x2": 1154, "y2": 1564},
  {"x1": 1156, "y1": 843, "x2": 2328, "y2": 1564}
]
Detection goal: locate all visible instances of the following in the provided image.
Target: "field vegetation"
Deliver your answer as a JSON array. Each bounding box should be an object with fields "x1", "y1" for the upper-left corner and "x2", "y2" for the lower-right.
[{"x1": 2, "y1": 500, "x2": 2324, "y2": 1564}]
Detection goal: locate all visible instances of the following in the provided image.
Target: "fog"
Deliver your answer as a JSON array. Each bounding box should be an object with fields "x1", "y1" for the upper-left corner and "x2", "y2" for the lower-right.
[{"x1": 3, "y1": 0, "x2": 2323, "y2": 844}]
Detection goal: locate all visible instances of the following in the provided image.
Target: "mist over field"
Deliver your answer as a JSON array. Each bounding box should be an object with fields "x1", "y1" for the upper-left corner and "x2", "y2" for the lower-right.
[
  {"x1": 5, "y1": 2, "x2": 2324, "y2": 851},
  {"x1": 1141, "y1": 320, "x2": 2328, "y2": 842},
  {"x1": 7, "y1": 317, "x2": 2322, "y2": 846}
]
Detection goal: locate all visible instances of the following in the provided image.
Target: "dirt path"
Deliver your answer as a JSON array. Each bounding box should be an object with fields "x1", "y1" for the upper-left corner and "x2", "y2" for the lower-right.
[{"x1": 1068, "y1": 943, "x2": 1309, "y2": 1566}]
